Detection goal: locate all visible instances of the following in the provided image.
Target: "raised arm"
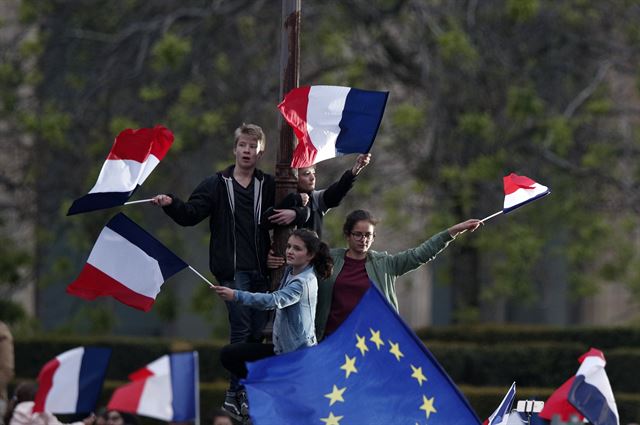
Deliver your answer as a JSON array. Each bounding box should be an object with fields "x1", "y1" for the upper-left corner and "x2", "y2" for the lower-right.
[
  {"x1": 152, "y1": 177, "x2": 215, "y2": 226},
  {"x1": 321, "y1": 153, "x2": 372, "y2": 210},
  {"x1": 213, "y1": 279, "x2": 304, "y2": 310}
]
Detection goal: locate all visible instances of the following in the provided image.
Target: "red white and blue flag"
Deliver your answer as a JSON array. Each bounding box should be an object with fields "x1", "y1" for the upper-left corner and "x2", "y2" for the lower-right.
[
  {"x1": 33, "y1": 347, "x2": 111, "y2": 414},
  {"x1": 108, "y1": 351, "x2": 199, "y2": 422},
  {"x1": 279, "y1": 85, "x2": 388, "y2": 168},
  {"x1": 483, "y1": 382, "x2": 516, "y2": 425},
  {"x1": 67, "y1": 213, "x2": 188, "y2": 312},
  {"x1": 67, "y1": 125, "x2": 174, "y2": 215},
  {"x1": 503, "y1": 173, "x2": 550, "y2": 213},
  {"x1": 568, "y1": 348, "x2": 620, "y2": 425},
  {"x1": 540, "y1": 348, "x2": 619, "y2": 424}
]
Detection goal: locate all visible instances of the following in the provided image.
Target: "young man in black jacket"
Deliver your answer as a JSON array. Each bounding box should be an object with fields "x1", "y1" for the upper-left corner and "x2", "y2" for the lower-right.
[{"x1": 152, "y1": 123, "x2": 307, "y2": 420}]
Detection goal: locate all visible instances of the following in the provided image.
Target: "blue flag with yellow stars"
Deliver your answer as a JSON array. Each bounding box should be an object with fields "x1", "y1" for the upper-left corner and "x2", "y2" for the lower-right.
[{"x1": 243, "y1": 284, "x2": 481, "y2": 425}]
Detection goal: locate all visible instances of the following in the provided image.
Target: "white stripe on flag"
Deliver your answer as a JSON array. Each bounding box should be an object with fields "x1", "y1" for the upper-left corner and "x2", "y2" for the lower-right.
[
  {"x1": 87, "y1": 227, "x2": 164, "y2": 299},
  {"x1": 45, "y1": 347, "x2": 83, "y2": 413},
  {"x1": 307, "y1": 86, "x2": 350, "y2": 163},
  {"x1": 137, "y1": 357, "x2": 173, "y2": 421},
  {"x1": 137, "y1": 155, "x2": 161, "y2": 186},
  {"x1": 503, "y1": 183, "x2": 548, "y2": 210},
  {"x1": 578, "y1": 356, "x2": 619, "y2": 417},
  {"x1": 89, "y1": 159, "x2": 148, "y2": 194},
  {"x1": 146, "y1": 355, "x2": 170, "y2": 376}
]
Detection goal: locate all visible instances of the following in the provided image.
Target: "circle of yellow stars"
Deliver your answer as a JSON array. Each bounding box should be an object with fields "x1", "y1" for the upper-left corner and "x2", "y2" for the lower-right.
[{"x1": 319, "y1": 327, "x2": 437, "y2": 424}]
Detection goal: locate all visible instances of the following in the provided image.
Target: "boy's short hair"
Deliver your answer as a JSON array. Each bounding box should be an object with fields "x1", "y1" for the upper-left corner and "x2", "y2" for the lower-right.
[{"x1": 234, "y1": 123, "x2": 266, "y2": 151}]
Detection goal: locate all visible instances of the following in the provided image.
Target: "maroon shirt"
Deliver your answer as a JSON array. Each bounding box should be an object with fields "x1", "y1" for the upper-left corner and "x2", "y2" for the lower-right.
[{"x1": 324, "y1": 255, "x2": 371, "y2": 336}]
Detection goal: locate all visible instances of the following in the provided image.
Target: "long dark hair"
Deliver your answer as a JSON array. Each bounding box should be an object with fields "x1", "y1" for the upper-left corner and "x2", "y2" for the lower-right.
[
  {"x1": 290, "y1": 229, "x2": 333, "y2": 279},
  {"x1": 4, "y1": 382, "x2": 37, "y2": 425}
]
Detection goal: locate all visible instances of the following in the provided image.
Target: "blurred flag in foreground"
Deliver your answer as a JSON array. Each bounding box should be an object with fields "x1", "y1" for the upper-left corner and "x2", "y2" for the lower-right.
[
  {"x1": 243, "y1": 285, "x2": 481, "y2": 425},
  {"x1": 67, "y1": 213, "x2": 188, "y2": 312},
  {"x1": 568, "y1": 348, "x2": 619, "y2": 425},
  {"x1": 34, "y1": 347, "x2": 111, "y2": 414},
  {"x1": 108, "y1": 351, "x2": 199, "y2": 422},
  {"x1": 540, "y1": 348, "x2": 619, "y2": 425},
  {"x1": 67, "y1": 125, "x2": 174, "y2": 215},
  {"x1": 484, "y1": 382, "x2": 516, "y2": 425},
  {"x1": 279, "y1": 85, "x2": 388, "y2": 168},
  {"x1": 503, "y1": 173, "x2": 550, "y2": 213}
]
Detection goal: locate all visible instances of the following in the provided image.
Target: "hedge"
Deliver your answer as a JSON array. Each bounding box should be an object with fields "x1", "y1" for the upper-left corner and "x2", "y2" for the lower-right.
[
  {"x1": 14, "y1": 337, "x2": 640, "y2": 392},
  {"x1": 416, "y1": 324, "x2": 640, "y2": 349}
]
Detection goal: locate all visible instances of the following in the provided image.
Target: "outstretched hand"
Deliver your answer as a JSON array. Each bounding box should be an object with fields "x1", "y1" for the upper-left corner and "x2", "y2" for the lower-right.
[
  {"x1": 213, "y1": 285, "x2": 235, "y2": 301},
  {"x1": 151, "y1": 194, "x2": 172, "y2": 207},
  {"x1": 448, "y1": 219, "x2": 483, "y2": 238}
]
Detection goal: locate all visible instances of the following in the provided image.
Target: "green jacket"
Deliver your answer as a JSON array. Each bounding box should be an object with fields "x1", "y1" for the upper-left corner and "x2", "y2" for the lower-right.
[{"x1": 315, "y1": 230, "x2": 454, "y2": 340}]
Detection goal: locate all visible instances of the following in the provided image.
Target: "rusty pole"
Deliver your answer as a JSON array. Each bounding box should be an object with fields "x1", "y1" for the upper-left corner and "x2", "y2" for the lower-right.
[{"x1": 272, "y1": 0, "x2": 301, "y2": 289}]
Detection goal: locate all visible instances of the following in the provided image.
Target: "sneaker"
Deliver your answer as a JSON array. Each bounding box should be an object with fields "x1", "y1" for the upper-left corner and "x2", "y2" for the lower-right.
[
  {"x1": 222, "y1": 391, "x2": 242, "y2": 421},
  {"x1": 238, "y1": 389, "x2": 250, "y2": 417}
]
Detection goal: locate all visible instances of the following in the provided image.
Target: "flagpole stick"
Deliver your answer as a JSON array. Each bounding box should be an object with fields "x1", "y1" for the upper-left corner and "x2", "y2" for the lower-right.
[
  {"x1": 188, "y1": 266, "x2": 215, "y2": 288},
  {"x1": 123, "y1": 198, "x2": 154, "y2": 205},
  {"x1": 480, "y1": 210, "x2": 503, "y2": 223}
]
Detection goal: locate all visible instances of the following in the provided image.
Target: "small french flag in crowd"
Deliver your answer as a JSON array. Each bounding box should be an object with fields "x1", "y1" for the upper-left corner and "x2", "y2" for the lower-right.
[
  {"x1": 568, "y1": 348, "x2": 620, "y2": 425},
  {"x1": 278, "y1": 85, "x2": 388, "y2": 168},
  {"x1": 540, "y1": 348, "x2": 619, "y2": 424},
  {"x1": 67, "y1": 125, "x2": 174, "y2": 215},
  {"x1": 66, "y1": 213, "x2": 188, "y2": 312},
  {"x1": 108, "y1": 352, "x2": 199, "y2": 422},
  {"x1": 503, "y1": 173, "x2": 550, "y2": 214},
  {"x1": 483, "y1": 382, "x2": 516, "y2": 425},
  {"x1": 33, "y1": 347, "x2": 111, "y2": 414}
]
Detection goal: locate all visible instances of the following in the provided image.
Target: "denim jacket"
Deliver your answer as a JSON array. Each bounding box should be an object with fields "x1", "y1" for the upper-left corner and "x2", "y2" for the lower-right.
[{"x1": 234, "y1": 265, "x2": 318, "y2": 354}]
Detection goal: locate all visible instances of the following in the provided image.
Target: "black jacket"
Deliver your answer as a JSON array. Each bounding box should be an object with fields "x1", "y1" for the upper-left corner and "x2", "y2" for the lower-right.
[
  {"x1": 279, "y1": 169, "x2": 357, "y2": 238},
  {"x1": 163, "y1": 165, "x2": 306, "y2": 282}
]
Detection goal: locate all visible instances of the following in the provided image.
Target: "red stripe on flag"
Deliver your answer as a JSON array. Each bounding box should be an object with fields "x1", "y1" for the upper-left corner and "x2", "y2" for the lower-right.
[
  {"x1": 33, "y1": 358, "x2": 60, "y2": 412},
  {"x1": 278, "y1": 86, "x2": 318, "y2": 168},
  {"x1": 129, "y1": 367, "x2": 155, "y2": 381},
  {"x1": 107, "y1": 380, "x2": 146, "y2": 414},
  {"x1": 106, "y1": 126, "x2": 174, "y2": 163},
  {"x1": 67, "y1": 264, "x2": 155, "y2": 312},
  {"x1": 503, "y1": 173, "x2": 536, "y2": 195}
]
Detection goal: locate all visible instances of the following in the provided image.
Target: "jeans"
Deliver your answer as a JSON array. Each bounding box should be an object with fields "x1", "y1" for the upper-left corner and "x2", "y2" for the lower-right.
[{"x1": 222, "y1": 270, "x2": 269, "y2": 390}]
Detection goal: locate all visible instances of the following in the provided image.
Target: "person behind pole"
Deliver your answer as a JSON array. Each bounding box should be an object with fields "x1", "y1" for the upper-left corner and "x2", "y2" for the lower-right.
[
  {"x1": 151, "y1": 123, "x2": 308, "y2": 418},
  {"x1": 5, "y1": 383, "x2": 95, "y2": 425},
  {"x1": 213, "y1": 229, "x2": 333, "y2": 422},
  {"x1": 278, "y1": 153, "x2": 372, "y2": 238}
]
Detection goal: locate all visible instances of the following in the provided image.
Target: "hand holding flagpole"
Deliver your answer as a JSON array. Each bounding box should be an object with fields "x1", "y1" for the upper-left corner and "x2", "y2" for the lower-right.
[{"x1": 123, "y1": 198, "x2": 154, "y2": 205}]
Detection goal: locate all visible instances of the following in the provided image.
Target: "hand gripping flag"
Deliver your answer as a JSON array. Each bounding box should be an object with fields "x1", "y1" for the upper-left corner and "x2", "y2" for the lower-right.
[
  {"x1": 108, "y1": 351, "x2": 199, "y2": 423},
  {"x1": 67, "y1": 213, "x2": 188, "y2": 312},
  {"x1": 243, "y1": 285, "x2": 481, "y2": 425},
  {"x1": 279, "y1": 85, "x2": 388, "y2": 168},
  {"x1": 483, "y1": 382, "x2": 516, "y2": 425},
  {"x1": 67, "y1": 125, "x2": 174, "y2": 215},
  {"x1": 502, "y1": 173, "x2": 550, "y2": 214},
  {"x1": 34, "y1": 347, "x2": 111, "y2": 414},
  {"x1": 540, "y1": 348, "x2": 619, "y2": 425}
]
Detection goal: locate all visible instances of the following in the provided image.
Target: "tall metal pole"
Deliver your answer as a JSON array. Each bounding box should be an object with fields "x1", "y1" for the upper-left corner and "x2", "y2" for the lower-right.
[{"x1": 272, "y1": 0, "x2": 301, "y2": 289}]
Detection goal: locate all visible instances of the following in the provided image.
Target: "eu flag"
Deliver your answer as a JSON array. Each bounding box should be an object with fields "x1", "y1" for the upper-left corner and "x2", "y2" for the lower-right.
[{"x1": 243, "y1": 284, "x2": 481, "y2": 425}]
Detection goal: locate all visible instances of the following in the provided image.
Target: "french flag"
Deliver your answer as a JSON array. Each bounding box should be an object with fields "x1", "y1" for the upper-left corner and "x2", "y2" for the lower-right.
[
  {"x1": 67, "y1": 125, "x2": 174, "y2": 215},
  {"x1": 67, "y1": 213, "x2": 188, "y2": 312},
  {"x1": 483, "y1": 382, "x2": 516, "y2": 425},
  {"x1": 108, "y1": 352, "x2": 199, "y2": 422},
  {"x1": 279, "y1": 85, "x2": 388, "y2": 168},
  {"x1": 503, "y1": 173, "x2": 550, "y2": 214},
  {"x1": 33, "y1": 347, "x2": 111, "y2": 414},
  {"x1": 568, "y1": 348, "x2": 619, "y2": 425}
]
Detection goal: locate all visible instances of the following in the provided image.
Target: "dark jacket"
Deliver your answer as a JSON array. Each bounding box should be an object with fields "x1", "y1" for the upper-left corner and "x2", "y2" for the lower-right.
[
  {"x1": 163, "y1": 165, "x2": 305, "y2": 282},
  {"x1": 279, "y1": 169, "x2": 357, "y2": 238}
]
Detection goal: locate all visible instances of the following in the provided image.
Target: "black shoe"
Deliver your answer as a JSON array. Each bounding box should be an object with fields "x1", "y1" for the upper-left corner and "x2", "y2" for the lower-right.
[
  {"x1": 238, "y1": 390, "x2": 250, "y2": 423},
  {"x1": 222, "y1": 391, "x2": 243, "y2": 421}
]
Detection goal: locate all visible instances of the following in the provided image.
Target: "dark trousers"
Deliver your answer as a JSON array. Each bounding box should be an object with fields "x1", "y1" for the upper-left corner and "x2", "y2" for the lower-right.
[
  {"x1": 220, "y1": 342, "x2": 275, "y2": 379},
  {"x1": 222, "y1": 270, "x2": 269, "y2": 390}
]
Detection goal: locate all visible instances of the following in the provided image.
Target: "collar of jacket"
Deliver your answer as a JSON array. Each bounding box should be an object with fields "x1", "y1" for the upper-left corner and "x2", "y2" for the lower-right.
[{"x1": 220, "y1": 164, "x2": 265, "y2": 181}]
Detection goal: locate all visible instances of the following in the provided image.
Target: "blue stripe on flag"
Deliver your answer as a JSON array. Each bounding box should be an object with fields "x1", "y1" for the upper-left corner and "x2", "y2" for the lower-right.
[
  {"x1": 568, "y1": 375, "x2": 618, "y2": 425},
  {"x1": 170, "y1": 352, "x2": 197, "y2": 422},
  {"x1": 67, "y1": 191, "x2": 135, "y2": 216},
  {"x1": 335, "y1": 88, "x2": 388, "y2": 155},
  {"x1": 106, "y1": 213, "x2": 188, "y2": 280},
  {"x1": 503, "y1": 190, "x2": 551, "y2": 214},
  {"x1": 76, "y1": 347, "x2": 111, "y2": 413}
]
